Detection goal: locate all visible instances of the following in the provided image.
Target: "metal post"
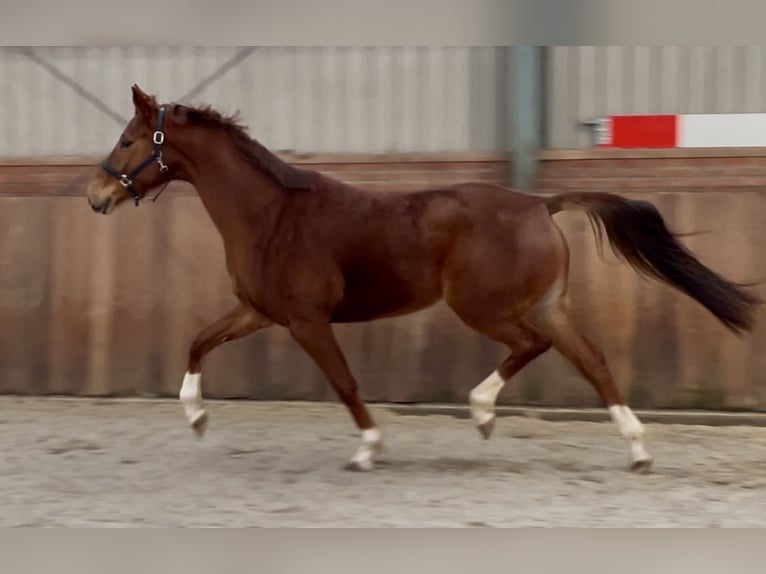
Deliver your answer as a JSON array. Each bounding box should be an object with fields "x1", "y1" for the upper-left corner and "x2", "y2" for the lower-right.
[{"x1": 512, "y1": 46, "x2": 544, "y2": 193}]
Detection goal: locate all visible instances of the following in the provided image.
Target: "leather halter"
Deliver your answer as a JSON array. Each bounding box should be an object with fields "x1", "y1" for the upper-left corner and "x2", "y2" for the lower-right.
[{"x1": 100, "y1": 106, "x2": 170, "y2": 206}]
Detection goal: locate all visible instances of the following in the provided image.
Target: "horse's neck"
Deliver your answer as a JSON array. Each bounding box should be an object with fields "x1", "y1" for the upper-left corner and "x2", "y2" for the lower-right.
[{"x1": 188, "y1": 145, "x2": 287, "y2": 244}]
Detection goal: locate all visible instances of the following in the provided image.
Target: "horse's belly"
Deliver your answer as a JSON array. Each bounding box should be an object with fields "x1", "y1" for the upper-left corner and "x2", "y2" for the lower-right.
[{"x1": 330, "y1": 271, "x2": 442, "y2": 323}]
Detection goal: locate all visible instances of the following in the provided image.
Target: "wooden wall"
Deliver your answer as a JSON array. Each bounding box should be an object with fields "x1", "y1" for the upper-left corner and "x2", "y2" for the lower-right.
[{"x1": 1, "y1": 151, "x2": 765, "y2": 410}]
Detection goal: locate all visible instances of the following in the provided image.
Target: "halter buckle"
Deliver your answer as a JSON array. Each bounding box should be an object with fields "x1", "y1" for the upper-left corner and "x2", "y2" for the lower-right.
[
  {"x1": 119, "y1": 174, "x2": 132, "y2": 188},
  {"x1": 153, "y1": 131, "x2": 165, "y2": 145},
  {"x1": 156, "y1": 150, "x2": 169, "y2": 173}
]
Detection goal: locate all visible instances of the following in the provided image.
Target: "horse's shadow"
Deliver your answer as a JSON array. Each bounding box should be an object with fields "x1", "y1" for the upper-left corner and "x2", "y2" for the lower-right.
[
  {"x1": 373, "y1": 456, "x2": 652, "y2": 478},
  {"x1": 373, "y1": 456, "x2": 533, "y2": 475}
]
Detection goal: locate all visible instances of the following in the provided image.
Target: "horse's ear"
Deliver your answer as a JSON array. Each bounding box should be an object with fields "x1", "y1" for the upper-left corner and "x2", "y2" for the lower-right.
[{"x1": 131, "y1": 84, "x2": 155, "y2": 121}]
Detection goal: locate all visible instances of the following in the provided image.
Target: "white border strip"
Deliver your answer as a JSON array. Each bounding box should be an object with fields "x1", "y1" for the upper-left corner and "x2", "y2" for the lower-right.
[{"x1": 678, "y1": 113, "x2": 766, "y2": 148}]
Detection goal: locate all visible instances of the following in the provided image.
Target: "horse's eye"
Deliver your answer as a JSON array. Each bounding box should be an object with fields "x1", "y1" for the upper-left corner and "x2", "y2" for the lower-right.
[{"x1": 120, "y1": 139, "x2": 133, "y2": 148}]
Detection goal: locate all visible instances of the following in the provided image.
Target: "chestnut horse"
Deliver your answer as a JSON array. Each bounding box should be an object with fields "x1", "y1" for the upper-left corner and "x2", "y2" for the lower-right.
[{"x1": 86, "y1": 85, "x2": 760, "y2": 473}]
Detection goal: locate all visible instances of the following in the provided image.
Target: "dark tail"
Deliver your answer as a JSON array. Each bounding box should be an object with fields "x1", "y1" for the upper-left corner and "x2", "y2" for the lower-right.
[{"x1": 546, "y1": 192, "x2": 762, "y2": 335}]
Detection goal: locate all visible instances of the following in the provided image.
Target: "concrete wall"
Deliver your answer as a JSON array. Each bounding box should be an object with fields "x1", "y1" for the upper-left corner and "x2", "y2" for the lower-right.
[
  {"x1": 0, "y1": 47, "x2": 512, "y2": 156},
  {"x1": 547, "y1": 46, "x2": 766, "y2": 148},
  {"x1": 5, "y1": 46, "x2": 766, "y2": 156}
]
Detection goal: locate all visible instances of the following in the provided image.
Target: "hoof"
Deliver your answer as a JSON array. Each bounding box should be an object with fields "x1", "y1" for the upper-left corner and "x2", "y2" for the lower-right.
[
  {"x1": 477, "y1": 416, "x2": 495, "y2": 440},
  {"x1": 190, "y1": 412, "x2": 209, "y2": 437},
  {"x1": 630, "y1": 457, "x2": 653, "y2": 474},
  {"x1": 344, "y1": 459, "x2": 374, "y2": 472}
]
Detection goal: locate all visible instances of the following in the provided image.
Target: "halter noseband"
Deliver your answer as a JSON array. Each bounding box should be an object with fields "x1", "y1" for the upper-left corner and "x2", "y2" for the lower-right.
[{"x1": 100, "y1": 106, "x2": 170, "y2": 206}]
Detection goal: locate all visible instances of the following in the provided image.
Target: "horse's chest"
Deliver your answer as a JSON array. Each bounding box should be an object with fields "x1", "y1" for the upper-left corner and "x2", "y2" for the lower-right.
[{"x1": 227, "y1": 250, "x2": 332, "y2": 311}]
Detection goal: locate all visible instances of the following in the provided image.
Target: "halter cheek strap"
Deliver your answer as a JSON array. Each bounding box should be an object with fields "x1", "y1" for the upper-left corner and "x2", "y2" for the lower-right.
[{"x1": 100, "y1": 106, "x2": 170, "y2": 206}]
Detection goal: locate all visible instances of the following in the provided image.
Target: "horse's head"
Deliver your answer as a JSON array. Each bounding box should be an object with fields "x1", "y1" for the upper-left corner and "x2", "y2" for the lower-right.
[{"x1": 87, "y1": 84, "x2": 178, "y2": 214}]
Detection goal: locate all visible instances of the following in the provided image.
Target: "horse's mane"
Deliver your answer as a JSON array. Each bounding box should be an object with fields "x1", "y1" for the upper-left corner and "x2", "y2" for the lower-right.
[{"x1": 180, "y1": 103, "x2": 318, "y2": 191}]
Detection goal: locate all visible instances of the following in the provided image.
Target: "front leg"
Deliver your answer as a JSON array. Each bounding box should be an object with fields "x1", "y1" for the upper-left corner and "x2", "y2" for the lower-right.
[
  {"x1": 181, "y1": 305, "x2": 272, "y2": 435},
  {"x1": 288, "y1": 319, "x2": 382, "y2": 471}
]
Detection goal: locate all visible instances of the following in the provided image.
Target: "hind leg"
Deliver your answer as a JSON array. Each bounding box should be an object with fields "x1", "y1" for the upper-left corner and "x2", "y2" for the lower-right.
[
  {"x1": 469, "y1": 322, "x2": 551, "y2": 439},
  {"x1": 539, "y1": 306, "x2": 653, "y2": 473}
]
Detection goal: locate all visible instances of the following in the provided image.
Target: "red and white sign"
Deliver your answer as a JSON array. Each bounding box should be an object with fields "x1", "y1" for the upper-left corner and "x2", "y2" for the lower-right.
[{"x1": 593, "y1": 113, "x2": 766, "y2": 148}]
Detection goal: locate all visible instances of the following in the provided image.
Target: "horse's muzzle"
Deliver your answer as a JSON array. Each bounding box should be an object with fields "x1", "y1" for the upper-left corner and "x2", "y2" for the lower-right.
[{"x1": 88, "y1": 195, "x2": 112, "y2": 215}]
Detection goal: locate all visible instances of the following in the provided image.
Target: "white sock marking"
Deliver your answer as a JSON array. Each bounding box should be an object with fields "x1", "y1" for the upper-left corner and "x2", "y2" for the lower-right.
[
  {"x1": 469, "y1": 370, "x2": 506, "y2": 426},
  {"x1": 179, "y1": 372, "x2": 206, "y2": 426},
  {"x1": 349, "y1": 428, "x2": 382, "y2": 470},
  {"x1": 608, "y1": 404, "x2": 651, "y2": 463}
]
